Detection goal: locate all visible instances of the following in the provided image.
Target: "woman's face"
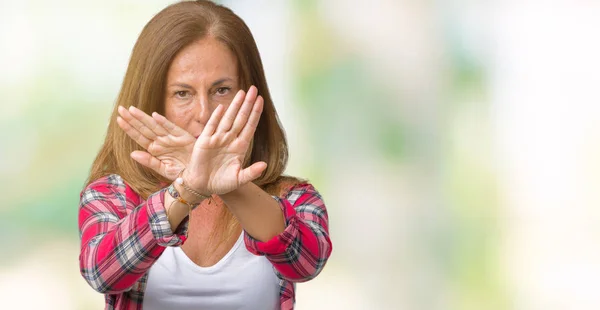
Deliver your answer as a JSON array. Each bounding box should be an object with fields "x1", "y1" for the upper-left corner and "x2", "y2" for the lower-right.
[{"x1": 164, "y1": 37, "x2": 240, "y2": 138}]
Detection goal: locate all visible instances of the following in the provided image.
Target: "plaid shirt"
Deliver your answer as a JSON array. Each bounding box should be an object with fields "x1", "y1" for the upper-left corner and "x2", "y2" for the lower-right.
[{"x1": 78, "y1": 174, "x2": 332, "y2": 310}]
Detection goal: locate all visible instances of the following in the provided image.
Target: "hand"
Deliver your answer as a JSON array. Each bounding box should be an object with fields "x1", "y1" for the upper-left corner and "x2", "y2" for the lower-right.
[
  {"x1": 117, "y1": 105, "x2": 195, "y2": 180},
  {"x1": 117, "y1": 86, "x2": 267, "y2": 196},
  {"x1": 184, "y1": 86, "x2": 267, "y2": 195}
]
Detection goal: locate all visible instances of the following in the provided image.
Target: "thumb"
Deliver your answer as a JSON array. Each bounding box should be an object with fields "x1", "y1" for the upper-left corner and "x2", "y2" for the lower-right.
[{"x1": 238, "y1": 161, "x2": 267, "y2": 185}]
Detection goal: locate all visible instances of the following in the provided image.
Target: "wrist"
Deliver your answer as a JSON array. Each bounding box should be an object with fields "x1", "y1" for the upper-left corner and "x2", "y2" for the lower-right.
[
  {"x1": 167, "y1": 183, "x2": 202, "y2": 208},
  {"x1": 163, "y1": 189, "x2": 190, "y2": 231},
  {"x1": 174, "y1": 181, "x2": 209, "y2": 204},
  {"x1": 177, "y1": 169, "x2": 211, "y2": 202}
]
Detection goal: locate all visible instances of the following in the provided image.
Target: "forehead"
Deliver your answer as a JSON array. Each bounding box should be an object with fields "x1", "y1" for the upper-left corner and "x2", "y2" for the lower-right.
[{"x1": 167, "y1": 37, "x2": 238, "y2": 82}]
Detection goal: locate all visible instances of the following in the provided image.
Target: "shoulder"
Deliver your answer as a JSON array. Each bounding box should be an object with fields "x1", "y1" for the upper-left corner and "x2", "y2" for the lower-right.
[
  {"x1": 277, "y1": 181, "x2": 329, "y2": 222},
  {"x1": 81, "y1": 174, "x2": 125, "y2": 197},
  {"x1": 80, "y1": 174, "x2": 141, "y2": 208},
  {"x1": 85, "y1": 174, "x2": 126, "y2": 191},
  {"x1": 277, "y1": 179, "x2": 323, "y2": 206}
]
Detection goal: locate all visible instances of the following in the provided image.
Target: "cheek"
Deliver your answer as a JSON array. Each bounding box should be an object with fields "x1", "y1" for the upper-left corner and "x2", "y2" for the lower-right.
[
  {"x1": 215, "y1": 93, "x2": 236, "y2": 109},
  {"x1": 164, "y1": 101, "x2": 194, "y2": 129}
]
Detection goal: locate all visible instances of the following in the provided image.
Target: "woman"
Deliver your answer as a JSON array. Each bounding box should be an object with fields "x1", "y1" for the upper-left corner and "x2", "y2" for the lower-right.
[{"x1": 78, "y1": 1, "x2": 332, "y2": 309}]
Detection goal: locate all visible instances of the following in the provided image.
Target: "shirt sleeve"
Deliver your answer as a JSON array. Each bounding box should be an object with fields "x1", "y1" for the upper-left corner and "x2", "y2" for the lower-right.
[
  {"x1": 243, "y1": 183, "x2": 332, "y2": 282},
  {"x1": 78, "y1": 176, "x2": 189, "y2": 294}
]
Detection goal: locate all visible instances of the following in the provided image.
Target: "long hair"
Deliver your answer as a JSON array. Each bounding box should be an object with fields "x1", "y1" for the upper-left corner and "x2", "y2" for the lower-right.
[{"x1": 87, "y1": 0, "x2": 300, "y2": 242}]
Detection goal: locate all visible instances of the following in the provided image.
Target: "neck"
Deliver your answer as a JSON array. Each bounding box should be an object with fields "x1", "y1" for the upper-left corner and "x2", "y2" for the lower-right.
[{"x1": 187, "y1": 195, "x2": 240, "y2": 244}]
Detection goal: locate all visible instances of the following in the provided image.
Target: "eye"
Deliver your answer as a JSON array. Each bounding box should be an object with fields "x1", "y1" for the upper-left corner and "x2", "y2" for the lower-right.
[
  {"x1": 215, "y1": 87, "x2": 231, "y2": 96},
  {"x1": 174, "y1": 90, "x2": 190, "y2": 99}
]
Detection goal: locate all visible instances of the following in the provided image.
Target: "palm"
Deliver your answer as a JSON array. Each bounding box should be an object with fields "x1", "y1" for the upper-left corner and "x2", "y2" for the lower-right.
[
  {"x1": 146, "y1": 134, "x2": 195, "y2": 180},
  {"x1": 192, "y1": 134, "x2": 252, "y2": 194},
  {"x1": 183, "y1": 87, "x2": 266, "y2": 195}
]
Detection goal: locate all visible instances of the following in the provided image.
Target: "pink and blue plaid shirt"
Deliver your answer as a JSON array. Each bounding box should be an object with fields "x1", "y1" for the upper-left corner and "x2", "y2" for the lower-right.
[{"x1": 78, "y1": 174, "x2": 332, "y2": 310}]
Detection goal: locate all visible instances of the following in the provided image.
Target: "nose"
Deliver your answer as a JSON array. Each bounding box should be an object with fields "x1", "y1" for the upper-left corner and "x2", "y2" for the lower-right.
[{"x1": 192, "y1": 93, "x2": 212, "y2": 125}]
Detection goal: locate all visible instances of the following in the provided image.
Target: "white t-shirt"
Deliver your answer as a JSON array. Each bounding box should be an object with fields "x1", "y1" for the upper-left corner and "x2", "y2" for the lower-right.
[{"x1": 143, "y1": 232, "x2": 280, "y2": 310}]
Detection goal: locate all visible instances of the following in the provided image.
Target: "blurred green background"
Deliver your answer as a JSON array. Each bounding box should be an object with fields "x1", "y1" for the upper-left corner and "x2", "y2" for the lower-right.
[{"x1": 1, "y1": 1, "x2": 600, "y2": 309}]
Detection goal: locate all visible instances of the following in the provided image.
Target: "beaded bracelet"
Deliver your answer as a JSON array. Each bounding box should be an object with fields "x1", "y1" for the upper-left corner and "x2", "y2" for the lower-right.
[
  {"x1": 166, "y1": 183, "x2": 200, "y2": 211},
  {"x1": 175, "y1": 178, "x2": 211, "y2": 201},
  {"x1": 175, "y1": 169, "x2": 212, "y2": 203}
]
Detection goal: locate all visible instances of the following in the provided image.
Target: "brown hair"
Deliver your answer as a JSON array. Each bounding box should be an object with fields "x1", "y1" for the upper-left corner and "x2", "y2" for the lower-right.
[{"x1": 87, "y1": 0, "x2": 300, "y2": 241}]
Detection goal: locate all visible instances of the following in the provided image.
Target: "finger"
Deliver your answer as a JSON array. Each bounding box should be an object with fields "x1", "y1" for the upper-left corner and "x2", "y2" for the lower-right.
[
  {"x1": 238, "y1": 161, "x2": 267, "y2": 185},
  {"x1": 130, "y1": 151, "x2": 165, "y2": 176},
  {"x1": 230, "y1": 92, "x2": 260, "y2": 135},
  {"x1": 152, "y1": 112, "x2": 190, "y2": 137},
  {"x1": 201, "y1": 104, "x2": 226, "y2": 137},
  {"x1": 117, "y1": 116, "x2": 151, "y2": 149},
  {"x1": 128, "y1": 106, "x2": 168, "y2": 136},
  {"x1": 118, "y1": 106, "x2": 157, "y2": 141},
  {"x1": 238, "y1": 95, "x2": 264, "y2": 141},
  {"x1": 216, "y1": 89, "x2": 247, "y2": 133}
]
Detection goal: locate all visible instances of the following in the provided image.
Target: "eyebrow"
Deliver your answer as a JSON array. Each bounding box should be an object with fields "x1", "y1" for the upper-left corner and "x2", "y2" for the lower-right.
[
  {"x1": 168, "y1": 78, "x2": 235, "y2": 89},
  {"x1": 211, "y1": 78, "x2": 234, "y2": 87}
]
